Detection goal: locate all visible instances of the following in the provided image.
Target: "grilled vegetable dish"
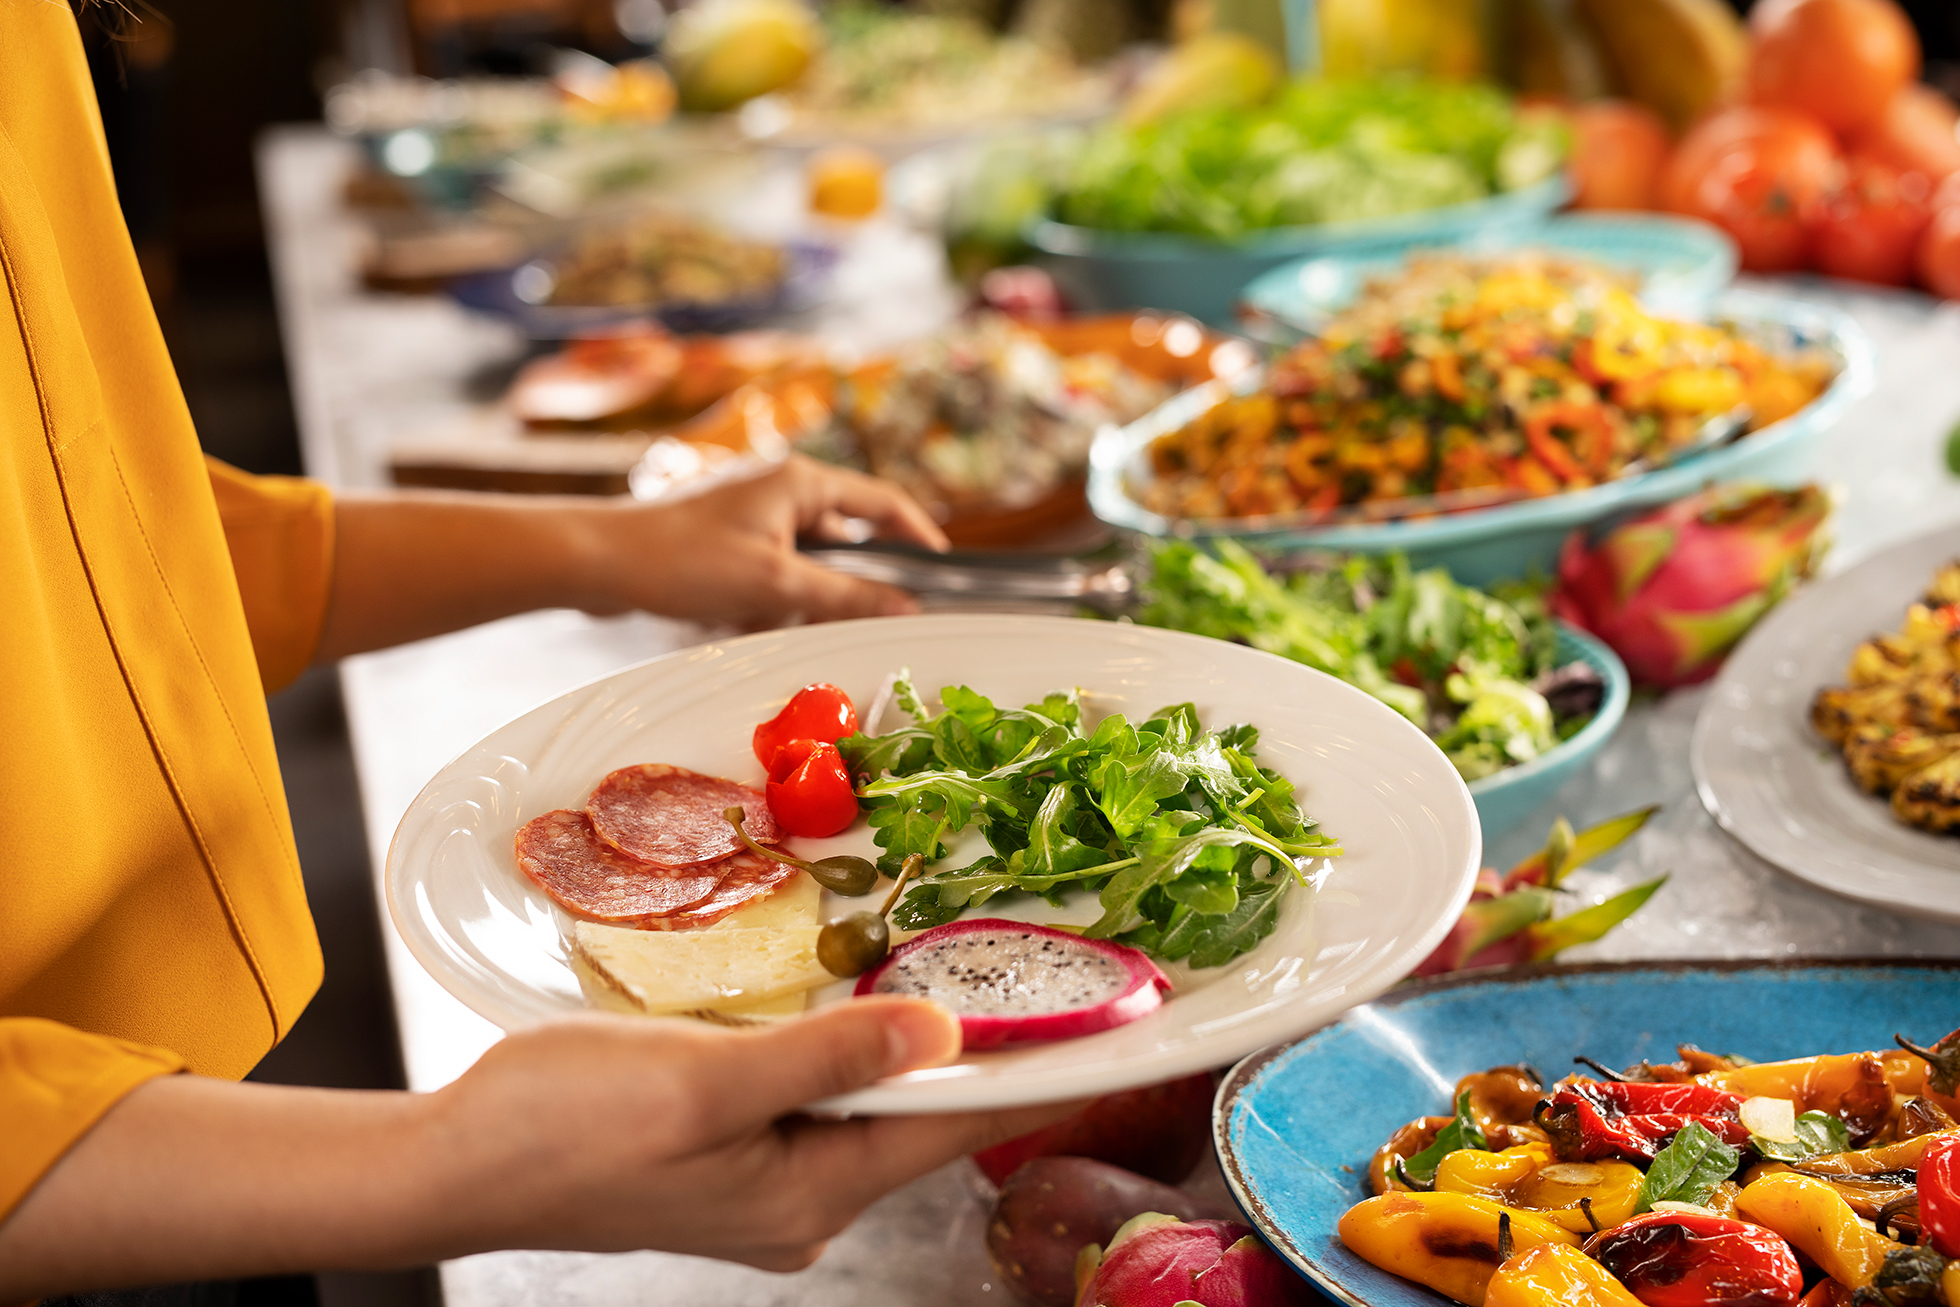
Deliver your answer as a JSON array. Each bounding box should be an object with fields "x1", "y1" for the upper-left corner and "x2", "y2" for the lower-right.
[
  {"x1": 1811, "y1": 560, "x2": 1960, "y2": 836},
  {"x1": 1140, "y1": 254, "x2": 1834, "y2": 522},
  {"x1": 1341, "y1": 1027, "x2": 1960, "y2": 1306},
  {"x1": 1135, "y1": 541, "x2": 1603, "y2": 782}
]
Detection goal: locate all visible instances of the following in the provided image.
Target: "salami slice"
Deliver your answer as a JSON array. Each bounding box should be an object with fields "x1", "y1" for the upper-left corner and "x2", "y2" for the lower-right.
[
  {"x1": 586, "y1": 763, "x2": 779, "y2": 868},
  {"x1": 639, "y1": 852, "x2": 795, "y2": 931},
  {"x1": 515, "y1": 809, "x2": 721, "y2": 925}
]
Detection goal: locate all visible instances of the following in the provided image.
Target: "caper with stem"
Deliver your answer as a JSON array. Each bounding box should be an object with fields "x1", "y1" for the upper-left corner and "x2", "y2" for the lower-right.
[
  {"x1": 722, "y1": 806, "x2": 879, "y2": 895},
  {"x1": 817, "y1": 853, "x2": 921, "y2": 979}
]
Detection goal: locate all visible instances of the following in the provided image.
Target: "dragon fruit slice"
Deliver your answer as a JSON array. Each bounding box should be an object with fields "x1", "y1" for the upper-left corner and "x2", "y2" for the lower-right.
[
  {"x1": 854, "y1": 919, "x2": 1170, "y2": 1050},
  {"x1": 1548, "y1": 482, "x2": 1830, "y2": 689},
  {"x1": 1073, "y1": 1213, "x2": 1314, "y2": 1307}
]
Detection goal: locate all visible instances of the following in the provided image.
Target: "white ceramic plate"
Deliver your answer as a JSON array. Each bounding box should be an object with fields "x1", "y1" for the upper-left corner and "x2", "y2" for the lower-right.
[
  {"x1": 1693, "y1": 523, "x2": 1960, "y2": 919},
  {"x1": 384, "y1": 615, "x2": 1481, "y2": 1113}
]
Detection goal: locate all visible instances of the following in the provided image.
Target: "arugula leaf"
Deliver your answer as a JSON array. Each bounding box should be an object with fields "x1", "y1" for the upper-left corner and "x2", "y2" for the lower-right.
[
  {"x1": 1092, "y1": 744, "x2": 1191, "y2": 838},
  {"x1": 1752, "y1": 1112, "x2": 1852, "y2": 1163},
  {"x1": 1023, "y1": 784, "x2": 1111, "y2": 878},
  {"x1": 1635, "y1": 1122, "x2": 1741, "y2": 1212},
  {"x1": 865, "y1": 802, "x2": 948, "y2": 873},
  {"x1": 838, "y1": 727, "x2": 933, "y2": 779},
  {"x1": 1186, "y1": 880, "x2": 1285, "y2": 968},
  {"x1": 1087, "y1": 826, "x2": 1291, "y2": 939},
  {"x1": 1163, "y1": 865, "x2": 1239, "y2": 916},
  {"x1": 892, "y1": 669, "x2": 928, "y2": 724},
  {"x1": 1399, "y1": 1090, "x2": 1488, "y2": 1186}
]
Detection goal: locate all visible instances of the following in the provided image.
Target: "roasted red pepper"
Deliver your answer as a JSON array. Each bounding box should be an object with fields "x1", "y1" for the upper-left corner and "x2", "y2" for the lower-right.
[
  {"x1": 753, "y1": 683, "x2": 858, "y2": 770},
  {"x1": 764, "y1": 739, "x2": 859, "y2": 838},
  {"x1": 1539, "y1": 1080, "x2": 1749, "y2": 1163},
  {"x1": 1917, "y1": 1132, "x2": 1960, "y2": 1257},
  {"x1": 1583, "y1": 1211, "x2": 1802, "y2": 1307}
]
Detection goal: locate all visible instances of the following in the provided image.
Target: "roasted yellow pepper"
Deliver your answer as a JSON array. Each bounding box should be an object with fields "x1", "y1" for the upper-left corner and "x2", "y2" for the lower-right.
[
  {"x1": 1733, "y1": 1172, "x2": 1902, "y2": 1289},
  {"x1": 1944, "y1": 1262, "x2": 1960, "y2": 1306},
  {"x1": 1484, "y1": 1243, "x2": 1644, "y2": 1307},
  {"x1": 1338, "y1": 1190, "x2": 1580, "y2": 1307},
  {"x1": 1434, "y1": 1144, "x2": 1643, "y2": 1233}
]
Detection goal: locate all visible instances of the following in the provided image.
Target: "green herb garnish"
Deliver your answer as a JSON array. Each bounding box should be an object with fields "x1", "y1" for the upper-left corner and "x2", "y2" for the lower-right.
[
  {"x1": 1399, "y1": 1090, "x2": 1489, "y2": 1187},
  {"x1": 1635, "y1": 1122, "x2": 1741, "y2": 1212},
  {"x1": 1752, "y1": 1112, "x2": 1852, "y2": 1163}
]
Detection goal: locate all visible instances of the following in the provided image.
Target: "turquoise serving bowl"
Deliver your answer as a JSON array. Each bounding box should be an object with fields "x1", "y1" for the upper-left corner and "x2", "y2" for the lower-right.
[
  {"x1": 1213, "y1": 960, "x2": 1960, "y2": 1306},
  {"x1": 1027, "y1": 176, "x2": 1571, "y2": 326},
  {"x1": 1238, "y1": 212, "x2": 1740, "y2": 331},
  {"x1": 1088, "y1": 287, "x2": 1874, "y2": 586},
  {"x1": 1465, "y1": 623, "x2": 1627, "y2": 841}
]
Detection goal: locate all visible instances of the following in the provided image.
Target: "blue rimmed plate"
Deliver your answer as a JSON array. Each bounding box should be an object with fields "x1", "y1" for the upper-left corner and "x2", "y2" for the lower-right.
[{"x1": 1212, "y1": 960, "x2": 1960, "y2": 1306}]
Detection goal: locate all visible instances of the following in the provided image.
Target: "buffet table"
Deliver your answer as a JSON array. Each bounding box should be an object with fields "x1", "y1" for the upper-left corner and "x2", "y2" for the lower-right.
[{"x1": 257, "y1": 122, "x2": 1960, "y2": 1306}]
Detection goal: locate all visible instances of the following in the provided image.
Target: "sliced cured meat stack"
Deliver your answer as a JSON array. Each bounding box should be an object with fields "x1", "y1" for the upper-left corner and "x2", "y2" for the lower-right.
[
  {"x1": 639, "y1": 851, "x2": 795, "y2": 931},
  {"x1": 516, "y1": 808, "x2": 721, "y2": 926},
  {"x1": 586, "y1": 763, "x2": 779, "y2": 868}
]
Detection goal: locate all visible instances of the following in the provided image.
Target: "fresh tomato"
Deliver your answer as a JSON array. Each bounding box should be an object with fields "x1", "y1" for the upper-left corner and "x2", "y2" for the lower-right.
[
  {"x1": 1812, "y1": 154, "x2": 1934, "y2": 286},
  {"x1": 1584, "y1": 1211, "x2": 1803, "y2": 1307},
  {"x1": 1917, "y1": 192, "x2": 1960, "y2": 299},
  {"x1": 1849, "y1": 83, "x2": 1960, "y2": 182},
  {"x1": 1569, "y1": 100, "x2": 1673, "y2": 212},
  {"x1": 752, "y1": 683, "x2": 858, "y2": 770},
  {"x1": 1747, "y1": 0, "x2": 1920, "y2": 136},
  {"x1": 1659, "y1": 106, "x2": 1841, "y2": 272},
  {"x1": 764, "y1": 738, "x2": 859, "y2": 838},
  {"x1": 1919, "y1": 1133, "x2": 1960, "y2": 1257}
]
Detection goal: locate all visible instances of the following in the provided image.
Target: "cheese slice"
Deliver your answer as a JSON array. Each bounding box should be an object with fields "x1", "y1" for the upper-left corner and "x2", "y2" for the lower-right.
[{"x1": 567, "y1": 871, "x2": 828, "y2": 1016}]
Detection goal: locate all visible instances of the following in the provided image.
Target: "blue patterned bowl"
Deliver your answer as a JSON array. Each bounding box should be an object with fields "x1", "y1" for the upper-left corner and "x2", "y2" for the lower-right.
[
  {"x1": 1466, "y1": 623, "x2": 1627, "y2": 841},
  {"x1": 1213, "y1": 960, "x2": 1960, "y2": 1306},
  {"x1": 1027, "y1": 176, "x2": 1572, "y2": 326}
]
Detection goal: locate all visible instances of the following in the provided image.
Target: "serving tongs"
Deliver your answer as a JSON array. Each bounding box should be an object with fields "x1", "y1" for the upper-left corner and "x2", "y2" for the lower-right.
[{"x1": 803, "y1": 542, "x2": 1141, "y2": 617}]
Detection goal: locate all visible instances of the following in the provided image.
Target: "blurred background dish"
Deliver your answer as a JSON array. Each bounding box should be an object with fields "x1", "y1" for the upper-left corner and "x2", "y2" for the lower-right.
[{"x1": 1237, "y1": 211, "x2": 1742, "y2": 336}]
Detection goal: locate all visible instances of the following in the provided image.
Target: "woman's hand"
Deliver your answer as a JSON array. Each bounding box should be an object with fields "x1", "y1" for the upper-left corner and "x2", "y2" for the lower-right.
[
  {"x1": 577, "y1": 455, "x2": 951, "y2": 630},
  {"x1": 0, "y1": 998, "x2": 1072, "y2": 1297},
  {"x1": 317, "y1": 456, "x2": 948, "y2": 661}
]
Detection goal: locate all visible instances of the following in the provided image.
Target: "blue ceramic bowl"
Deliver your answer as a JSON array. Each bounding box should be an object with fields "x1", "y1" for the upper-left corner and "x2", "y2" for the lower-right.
[
  {"x1": 1466, "y1": 623, "x2": 1628, "y2": 841},
  {"x1": 1027, "y1": 176, "x2": 1571, "y2": 326},
  {"x1": 1088, "y1": 287, "x2": 1874, "y2": 586},
  {"x1": 1238, "y1": 212, "x2": 1740, "y2": 333},
  {"x1": 1214, "y1": 960, "x2": 1960, "y2": 1306}
]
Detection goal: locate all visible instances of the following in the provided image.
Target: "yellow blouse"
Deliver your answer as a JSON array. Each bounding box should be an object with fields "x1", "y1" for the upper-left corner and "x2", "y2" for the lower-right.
[{"x1": 1, "y1": 0, "x2": 333, "y2": 1222}]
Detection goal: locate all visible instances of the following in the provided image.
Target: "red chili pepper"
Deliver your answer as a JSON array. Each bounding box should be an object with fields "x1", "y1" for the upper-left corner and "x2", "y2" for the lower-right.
[
  {"x1": 753, "y1": 683, "x2": 858, "y2": 770},
  {"x1": 1918, "y1": 1133, "x2": 1960, "y2": 1257},
  {"x1": 1540, "y1": 1080, "x2": 1749, "y2": 1163},
  {"x1": 1584, "y1": 1211, "x2": 1802, "y2": 1307},
  {"x1": 764, "y1": 739, "x2": 859, "y2": 838},
  {"x1": 1524, "y1": 402, "x2": 1613, "y2": 483}
]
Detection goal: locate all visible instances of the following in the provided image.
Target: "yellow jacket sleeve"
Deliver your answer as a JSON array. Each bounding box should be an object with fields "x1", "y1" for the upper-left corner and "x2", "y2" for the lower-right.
[
  {"x1": 0, "y1": 1019, "x2": 183, "y2": 1225},
  {"x1": 205, "y1": 457, "x2": 336, "y2": 694}
]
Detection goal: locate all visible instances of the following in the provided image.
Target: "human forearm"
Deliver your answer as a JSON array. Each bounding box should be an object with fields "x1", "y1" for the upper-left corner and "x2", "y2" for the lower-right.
[
  {"x1": 312, "y1": 458, "x2": 947, "y2": 663},
  {"x1": 0, "y1": 1075, "x2": 442, "y2": 1299}
]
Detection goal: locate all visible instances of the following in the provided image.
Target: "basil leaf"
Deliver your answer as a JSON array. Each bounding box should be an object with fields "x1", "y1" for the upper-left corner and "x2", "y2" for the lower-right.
[
  {"x1": 1753, "y1": 1112, "x2": 1852, "y2": 1162},
  {"x1": 1400, "y1": 1090, "x2": 1488, "y2": 1186},
  {"x1": 1635, "y1": 1121, "x2": 1741, "y2": 1212}
]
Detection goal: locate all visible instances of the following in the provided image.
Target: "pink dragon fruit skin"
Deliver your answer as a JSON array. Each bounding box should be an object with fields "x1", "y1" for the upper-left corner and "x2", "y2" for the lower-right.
[
  {"x1": 1548, "y1": 483, "x2": 1830, "y2": 690},
  {"x1": 1075, "y1": 1215, "x2": 1314, "y2": 1307}
]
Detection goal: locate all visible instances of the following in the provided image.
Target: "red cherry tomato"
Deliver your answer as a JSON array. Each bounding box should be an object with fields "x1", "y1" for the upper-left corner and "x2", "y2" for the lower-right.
[
  {"x1": 752, "y1": 683, "x2": 858, "y2": 770},
  {"x1": 1849, "y1": 84, "x2": 1960, "y2": 183},
  {"x1": 764, "y1": 738, "x2": 860, "y2": 839},
  {"x1": 1918, "y1": 1133, "x2": 1960, "y2": 1258},
  {"x1": 1918, "y1": 200, "x2": 1960, "y2": 299},
  {"x1": 1584, "y1": 1210, "x2": 1803, "y2": 1307},
  {"x1": 1659, "y1": 106, "x2": 1841, "y2": 272},
  {"x1": 1748, "y1": 0, "x2": 1920, "y2": 137},
  {"x1": 1812, "y1": 154, "x2": 1934, "y2": 286},
  {"x1": 1569, "y1": 100, "x2": 1673, "y2": 212}
]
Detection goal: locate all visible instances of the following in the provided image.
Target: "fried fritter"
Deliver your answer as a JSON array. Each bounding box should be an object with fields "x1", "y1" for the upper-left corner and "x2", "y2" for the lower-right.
[
  {"x1": 1813, "y1": 682, "x2": 1915, "y2": 744},
  {"x1": 1906, "y1": 671, "x2": 1960, "y2": 733},
  {"x1": 1842, "y1": 724, "x2": 1960, "y2": 794},
  {"x1": 1893, "y1": 750, "x2": 1960, "y2": 833},
  {"x1": 1845, "y1": 604, "x2": 1960, "y2": 685}
]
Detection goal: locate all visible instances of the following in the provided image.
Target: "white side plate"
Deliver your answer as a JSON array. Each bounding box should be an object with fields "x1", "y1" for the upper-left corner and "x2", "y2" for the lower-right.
[
  {"x1": 385, "y1": 615, "x2": 1481, "y2": 1112},
  {"x1": 1694, "y1": 524, "x2": 1960, "y2": 919}
]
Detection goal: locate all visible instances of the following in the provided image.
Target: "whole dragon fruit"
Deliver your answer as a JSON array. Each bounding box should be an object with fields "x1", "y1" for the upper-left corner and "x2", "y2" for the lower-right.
[
  {"x1": 1073, "y1": 1214, "x2": 1314, "y2": 1307},
  {"x1": 1549, "y1": 483, "x2": 1831, "y2": 689}
]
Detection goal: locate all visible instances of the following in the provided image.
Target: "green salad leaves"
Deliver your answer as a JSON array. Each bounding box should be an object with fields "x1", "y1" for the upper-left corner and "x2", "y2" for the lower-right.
[
  {"x1": 837, "y1": 674, "x2": 1338, "y2": 968},
  {"x1": 1057, "y1": 79, "x2": 1565, "y2": 241},
  {"x1": 1134, "y1": 540, "x2": 1586, "y2": 782}
]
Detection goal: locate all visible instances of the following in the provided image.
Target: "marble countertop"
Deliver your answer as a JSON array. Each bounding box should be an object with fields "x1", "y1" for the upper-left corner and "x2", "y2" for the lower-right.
[{"x1": 256, "y1": 122, "x2": 1960, "y2": 1306}]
